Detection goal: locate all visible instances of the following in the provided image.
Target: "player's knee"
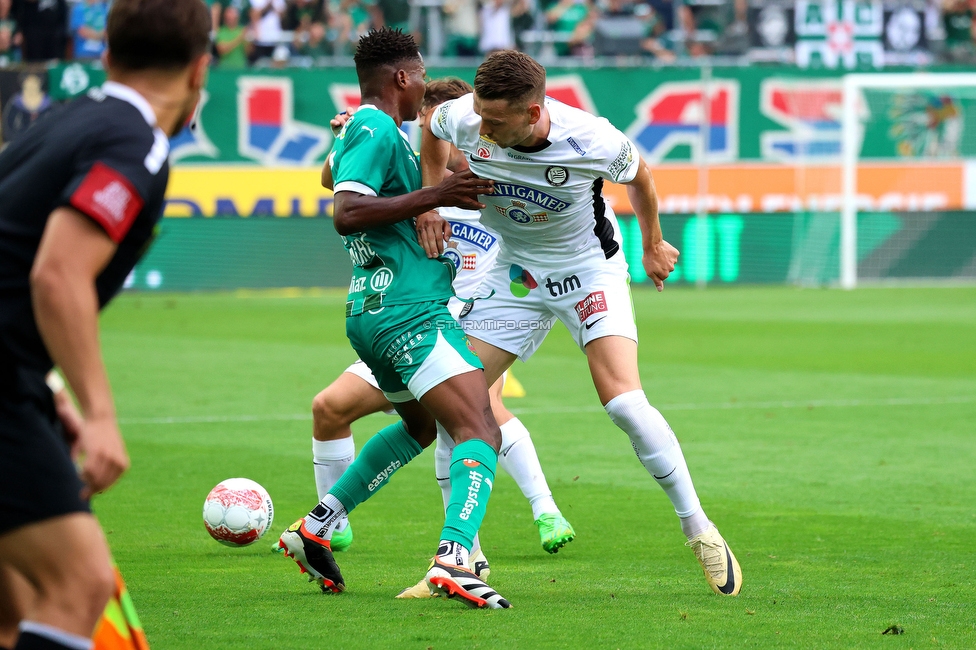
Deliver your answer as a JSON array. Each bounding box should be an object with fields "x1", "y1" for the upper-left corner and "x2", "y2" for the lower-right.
[
  {"x1": 311, "y1": 391, "x2": 354, "y2": 434},
  {"x1": 43, "y1": 555, "x2": 114, "y2": 630}
]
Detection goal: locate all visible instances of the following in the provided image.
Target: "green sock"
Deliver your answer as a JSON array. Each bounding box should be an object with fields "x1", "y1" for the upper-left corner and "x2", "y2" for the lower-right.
[
  {"x1": 330, "y1": 421, "x2": 423, "y2": 513},
  {"x1": 440, "y1": 439, "x2": 498, "y2": 549}
]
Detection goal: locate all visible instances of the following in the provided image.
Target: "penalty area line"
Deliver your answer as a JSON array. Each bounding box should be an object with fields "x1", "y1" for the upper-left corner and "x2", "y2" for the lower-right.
[{"x1": 118, "y1": 395, "x2": 976, "y2": 425}]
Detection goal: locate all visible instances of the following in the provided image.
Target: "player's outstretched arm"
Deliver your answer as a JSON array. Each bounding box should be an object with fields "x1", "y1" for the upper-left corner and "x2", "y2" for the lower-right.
[
  {"x1": 31, "y1": 207, "x2": 129, "y2": 498},
  {"x1": 421, "y1": 103, "x2": 452, "y2": 187},
  {"x1": 625, "y1": 158, "x2": 678, "y2": 292},
  {"x1": 333, "y1": 170, "x2": 492, "y2": 235}
]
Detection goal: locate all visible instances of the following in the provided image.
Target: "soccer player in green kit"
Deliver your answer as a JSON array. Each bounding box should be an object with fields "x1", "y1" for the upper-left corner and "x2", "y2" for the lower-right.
[{"x1": 277, "y1": 28, "x2": 511, "y2": 609}]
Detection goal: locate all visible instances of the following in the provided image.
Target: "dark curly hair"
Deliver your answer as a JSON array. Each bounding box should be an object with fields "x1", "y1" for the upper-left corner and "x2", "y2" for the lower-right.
[{"x1": 354, "y1": 28, "x2": 421, "y2": 82}]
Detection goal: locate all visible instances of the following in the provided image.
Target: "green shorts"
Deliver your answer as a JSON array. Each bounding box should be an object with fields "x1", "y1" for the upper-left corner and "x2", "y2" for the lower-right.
[{"x1": 345, "y1": 300, "x2": 483, "y2": 403}]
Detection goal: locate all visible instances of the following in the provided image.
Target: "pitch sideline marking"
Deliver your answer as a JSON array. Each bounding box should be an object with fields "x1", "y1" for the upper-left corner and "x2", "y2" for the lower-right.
[{"x1": 118, "y1": 395, "x2": 976, "y2": 425}]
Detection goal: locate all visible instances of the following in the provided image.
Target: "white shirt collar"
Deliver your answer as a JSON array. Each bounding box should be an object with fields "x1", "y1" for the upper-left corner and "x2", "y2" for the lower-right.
[{"x1": 101, "y1": 81, "x2": 158, "y2": 128}]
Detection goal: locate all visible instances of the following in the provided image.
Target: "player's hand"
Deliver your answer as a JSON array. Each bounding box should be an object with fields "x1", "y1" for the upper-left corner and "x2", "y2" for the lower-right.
[
  {"x1": 433, "y1": 169, "x2": 494, "y2": 210},
  {"x1": 78, "y1": 414, "x2": 129, "y2": 500},
  {"x1": 330, "y1": 106, "x2": 357, "y2": 135},
  {"x1": 416, "y1": 211, "x2": 452, "y2": 258},
  {"x1": 642, "y1": 239, "x2": 679, "y2": 292},
  {"x1": 53, "y1": 388, "x2": 85, "y2": 462}
]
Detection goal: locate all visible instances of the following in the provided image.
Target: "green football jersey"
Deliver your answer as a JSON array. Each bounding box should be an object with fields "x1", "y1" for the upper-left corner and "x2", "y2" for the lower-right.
[{"x1": 331, "y1": 106, "x2": 455, "y2": 315}]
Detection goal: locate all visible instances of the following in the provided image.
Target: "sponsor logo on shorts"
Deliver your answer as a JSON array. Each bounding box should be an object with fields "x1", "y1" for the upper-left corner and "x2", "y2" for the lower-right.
[
  {"x1": 509, "y1": 264, "x2": 538, "y2": 298},
  {"x1": 567, "y1": 137, "x2": 586, "y2": 156},
  {"x1": 545, "y1": 166, "x2": 569, "y2": 186},
  {"x1": 576, "y1": 291, "x2": 609, "y2": 322},
  {"x1": 367, "y1": 460, "x2": 402, "y2": 491},
  {"x1": 462, "y1": 334, "x2": 479, "y2": 356},
  {"x1": 369, "y1": 267, "x2": 394, "y2": 292},
  {"x1": 387, "y1": 330, "x2": 428, "y2": 366},
  {"x1": 545, "y1": 274, "x2": 581, "y2": 297}
]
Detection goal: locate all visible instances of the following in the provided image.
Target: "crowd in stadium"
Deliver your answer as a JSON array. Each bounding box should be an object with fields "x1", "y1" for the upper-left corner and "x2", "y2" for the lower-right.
[{"x1": 0, "y1": 0, "x2": 974, "y2": 66}]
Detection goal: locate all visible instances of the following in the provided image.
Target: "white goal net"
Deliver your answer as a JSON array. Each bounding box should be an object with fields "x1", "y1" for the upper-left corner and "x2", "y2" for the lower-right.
[{"x1": 840, "y1": 72, "x2": 976, "y2": 288}]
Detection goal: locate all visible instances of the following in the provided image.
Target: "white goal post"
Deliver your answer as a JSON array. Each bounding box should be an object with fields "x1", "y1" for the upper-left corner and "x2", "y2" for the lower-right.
[{"x1": 840, "y1": 72, "x2": 976, "y2": 289}]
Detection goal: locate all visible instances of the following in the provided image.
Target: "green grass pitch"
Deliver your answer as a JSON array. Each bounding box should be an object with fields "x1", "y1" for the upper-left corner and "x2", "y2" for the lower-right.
[{"x1": 96, "y1": 286, "x2": 976, "y2": 649}]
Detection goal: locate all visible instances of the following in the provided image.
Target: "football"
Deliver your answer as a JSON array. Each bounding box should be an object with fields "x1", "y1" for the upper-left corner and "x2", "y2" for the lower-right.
[{"x1": 202, "y1": 478, "x2": 274, "y2": 547}]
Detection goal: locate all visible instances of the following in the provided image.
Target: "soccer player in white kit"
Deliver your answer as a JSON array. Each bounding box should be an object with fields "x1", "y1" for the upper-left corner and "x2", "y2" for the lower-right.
[
  {"x1": 300, "y1": 79, "x2": 576, "y2": 597},
  {"x1": 420, "y1": 51, "x2": 742, "y2": 596}
]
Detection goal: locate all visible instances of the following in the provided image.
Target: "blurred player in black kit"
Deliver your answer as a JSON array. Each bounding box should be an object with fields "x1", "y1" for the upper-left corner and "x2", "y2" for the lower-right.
[{"x1": 0, "y1": 0, "x2": 211, "y2": 648}]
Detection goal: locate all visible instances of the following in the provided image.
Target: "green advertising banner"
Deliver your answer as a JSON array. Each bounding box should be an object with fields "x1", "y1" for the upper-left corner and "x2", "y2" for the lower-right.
[{"x1": 49, "y1": 62, "x2": 976, "y2": 166}]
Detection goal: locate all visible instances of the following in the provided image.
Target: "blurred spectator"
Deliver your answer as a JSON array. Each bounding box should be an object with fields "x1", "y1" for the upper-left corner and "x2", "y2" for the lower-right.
[
  {"x1": 11, "y1": 0, "x2": 68, "y2": 62},
  {"x1": 443, "y1": 0, "x2": 479, "y2": 56},
  {"x1": 215, "y1": 5, "x2": 249, "y2": 68},
  {"x1": 480, "y1": 0, "x2": 514, "y2": 52},
  {"x1": 249, "y1": 0, "x2": 286, "y2": 63},
  {"x1": 639, "y1": 0, "x2": 675, "y2": 60},
  {"x1": 327, "y1": 0, "x2": 368, "y2": 54},
  {"x1": 364, "y1": 0, "x2": 409, "y2": 32},
  {"x1": 644, "y1": 0, "x2": 673, "y2": 30},
  {"x1": 205, "y1": 0, "x2": 224, "y2": 36},
  {"x1": 294, "y1": 20, "x2": 332, "y2": 57},
  {"x1": 69, "y1": 0, "x2": 107, "y2": 60},
  {"x1": 544, "y1": 0, "x2": 596, "y2": 56},
  {"x1": 2, "y1": 72, "x2": 53, "y2": 143},
  {"x1": 286, "y1": 0, "x2": 324, "y2": 33},
  {"x1": 942, "y1": 0, "x2": 976, "y2": 60},
  {"x1": 0, "y1": 0, "x2": 17, "y2": 63}
]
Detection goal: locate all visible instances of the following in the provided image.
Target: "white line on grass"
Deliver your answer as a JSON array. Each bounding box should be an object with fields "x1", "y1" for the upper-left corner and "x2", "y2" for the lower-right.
[{"x1": 118, "y1": 395, "x2": 976, "y2": 425}]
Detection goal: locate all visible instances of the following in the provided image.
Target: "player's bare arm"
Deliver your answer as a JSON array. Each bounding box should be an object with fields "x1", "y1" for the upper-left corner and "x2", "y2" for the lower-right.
[
  {"x1": 31, "y1": 207, "x2": 129, "y2": 498},
  {"x1": 332, "y1": 170, "x2": 492, "y2": 235},
  {"x1": 625, "y1": 158, "x2": 678, "y2": 292},
  {"x1": 420, "y1": 105, "x2": 454, "y2": 188}
]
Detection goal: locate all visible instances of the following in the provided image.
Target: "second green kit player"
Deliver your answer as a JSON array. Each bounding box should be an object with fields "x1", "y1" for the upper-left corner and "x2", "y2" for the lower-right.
[{"x1": 276, "y1": 28, "x2": 511, "y2": 609}]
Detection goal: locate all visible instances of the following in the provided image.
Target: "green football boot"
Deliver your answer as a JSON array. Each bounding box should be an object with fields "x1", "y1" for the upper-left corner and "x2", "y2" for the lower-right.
[
  {"x1": 329, "y1": 523, "x2": 354, "y2": 552},
  {"x1": 534, "y1": 513, "x2": 576, "y2": 554}
]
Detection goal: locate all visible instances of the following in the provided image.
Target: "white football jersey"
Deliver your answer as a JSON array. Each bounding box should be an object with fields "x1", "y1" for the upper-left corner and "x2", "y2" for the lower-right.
[
  {"x1": 438, "y1": 205, "x2": 500, "y2": 300},
  {"x1": 430, "y1": 93, "x2": 641, "y2": 265}
]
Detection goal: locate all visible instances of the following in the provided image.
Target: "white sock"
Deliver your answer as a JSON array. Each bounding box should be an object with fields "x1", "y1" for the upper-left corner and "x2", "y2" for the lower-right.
[
  {"x1": 436, "y1": 540, "x2": 469, "y2": 568},
  {"x1": 434, "y1": 424, "x2": 479, "y2": 552},
  {"x1": 605, "y1": 390, "x2": 705, "y2": 530},
  {"x1": 312, "y1": 437, "x2": 355, "y2": 531},
  {"x1": 498, "y1": 418, "x2": 559, "y2": 520},
  {"x1": 302, "y1": 494, "x2": 347, "y2": 540},
  {"x1": 19, "y1": 621, "x2": 94, "y2": 650}
]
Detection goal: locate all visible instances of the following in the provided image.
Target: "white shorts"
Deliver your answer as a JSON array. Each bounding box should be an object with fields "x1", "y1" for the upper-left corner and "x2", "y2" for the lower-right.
[
  {"x1": 342, "y1": 359, "x2": 396, "y2": 414},
  {"x1": 460, "y1": 250, "x2": 637, "y2": 361}
]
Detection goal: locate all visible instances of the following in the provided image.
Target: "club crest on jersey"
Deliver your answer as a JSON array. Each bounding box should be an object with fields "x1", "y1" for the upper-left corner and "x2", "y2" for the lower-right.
[
  {"x1": 475, "y1": 137, "x2": 495, "y2": 159},
  {"x1": 545, "y1": 165, "x2": 569, "y2": 186},
  {"x1": 496, "y1": 200, "x2": 547, "y2": 224}
]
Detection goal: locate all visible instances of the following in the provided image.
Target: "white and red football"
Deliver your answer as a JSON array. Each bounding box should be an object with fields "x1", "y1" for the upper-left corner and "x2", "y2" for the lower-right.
[{"x1": 202, "y1": 478, "x2": 274, "y2": 547}]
